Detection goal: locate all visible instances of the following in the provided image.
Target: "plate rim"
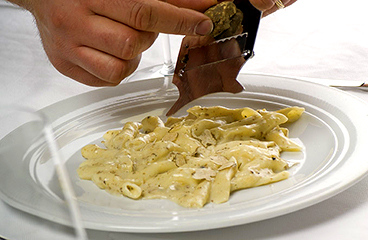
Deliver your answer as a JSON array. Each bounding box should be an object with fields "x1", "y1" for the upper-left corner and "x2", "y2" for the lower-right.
[{"x1": 1, "y1": 74, "x2": 368, "y2": 233}]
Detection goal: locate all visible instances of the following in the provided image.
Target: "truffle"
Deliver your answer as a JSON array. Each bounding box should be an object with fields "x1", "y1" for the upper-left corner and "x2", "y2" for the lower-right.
[{"x1": 204, "y1": 1, "x2": 244, "y2": 39}]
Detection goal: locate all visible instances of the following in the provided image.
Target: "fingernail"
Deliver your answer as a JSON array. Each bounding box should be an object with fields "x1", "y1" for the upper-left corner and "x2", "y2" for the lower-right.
[{"x1": 195, "y1": 20, "x2": 213, "y2": 36}]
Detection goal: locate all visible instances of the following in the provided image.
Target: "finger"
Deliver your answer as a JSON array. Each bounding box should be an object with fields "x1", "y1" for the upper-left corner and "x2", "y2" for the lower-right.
[
  {"x1": 89, "y1": 0, "x2": 213, "y2": 36},
  {"x1": 249, "y1": 0, "x2": 294, "y2": 11},
  {"x1": 70, "y1": 46, "x2": 141, "y2": 85},
  {"x1": 61, "y1": 63, "x2": 119, "y2": 87},
  {"x1": 52, "y1": 58, "x2": 119, "y2": 86},
  {"x1": 79, "y1": 14, "x2": 158, "y2": 60},
  {"x1": 262, "y1": 0, "x2": 297, "y2": 17},
  {"x1": 166, "y1": 0, "x2": 217, "y2": 12},
  {"x1": 249, "y1": 0, "x2": 278, "y2": 11}
]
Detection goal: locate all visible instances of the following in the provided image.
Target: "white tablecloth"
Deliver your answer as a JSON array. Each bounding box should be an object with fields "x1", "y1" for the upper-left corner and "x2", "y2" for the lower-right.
[{"x1": 1, "y1": 0, "x2": 368, "y2": 239}]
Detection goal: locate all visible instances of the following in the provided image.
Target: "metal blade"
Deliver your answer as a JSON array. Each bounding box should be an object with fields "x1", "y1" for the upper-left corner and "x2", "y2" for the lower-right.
[
  {"x1": 166, "y1": 34, "x2": 249, "y2": 116},
  {"x1": 167, "y1": 0, "x2": 261, "y2": 116}
]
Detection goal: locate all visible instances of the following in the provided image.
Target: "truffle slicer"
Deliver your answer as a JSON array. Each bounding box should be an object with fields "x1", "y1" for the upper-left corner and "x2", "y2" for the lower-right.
[{"x1": 166, "y1": 0, "x2": 261, "y2": 116}]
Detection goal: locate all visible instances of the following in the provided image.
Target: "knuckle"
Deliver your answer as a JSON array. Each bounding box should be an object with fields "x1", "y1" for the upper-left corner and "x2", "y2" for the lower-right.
[
  {"x1": 47, "y1": 5, "x2": 74, "y2": 30},
  {"x1": 119, "y1": 32, "x2": 157, "y2": 60},
  {"x1": 172, "y1": 17, "x2": 187, "y2": 34},
  {"x1": 105, "y1": 60, "x2": 127, "y2": 83},
  {"x1": 106, "y1": 57, "x2": 140, "y2": 83},
  {"x1": 120, "y1": 35, "x2": 139, "y2": 60},
  {"x1": 49, "y1": 10, "x2": 67, "y2": 29},
  {"x1": 129, "y1": 1, "x2": 158, "y2": 30},
  {"x1": 104, "y1": 59, "x2": 135, "y2": 83}
]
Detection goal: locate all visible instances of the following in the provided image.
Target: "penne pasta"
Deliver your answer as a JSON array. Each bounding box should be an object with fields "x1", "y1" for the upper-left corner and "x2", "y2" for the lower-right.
[{"x1": 78, "y1": 106, "x2": 304, "y2": 208}]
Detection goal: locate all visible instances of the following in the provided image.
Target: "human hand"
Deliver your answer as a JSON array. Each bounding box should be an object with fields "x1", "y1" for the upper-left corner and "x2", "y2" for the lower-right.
[
  {"x1": 14, "y1": 0, "x2": 216, "y2": 86},
  {"x1": 249, "y1": 0, "x2": 298, "y2": 17}
]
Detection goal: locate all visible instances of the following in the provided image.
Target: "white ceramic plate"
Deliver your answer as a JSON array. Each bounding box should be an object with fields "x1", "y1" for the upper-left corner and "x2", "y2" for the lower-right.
[{"x1": 1, "y1": 74, "x2": 368, "y2": 233}]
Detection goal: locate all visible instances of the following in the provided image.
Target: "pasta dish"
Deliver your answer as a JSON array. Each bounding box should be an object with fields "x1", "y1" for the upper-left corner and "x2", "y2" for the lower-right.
[{"x1": 77, "y1": 106, "x2": 304, "y2": 208}]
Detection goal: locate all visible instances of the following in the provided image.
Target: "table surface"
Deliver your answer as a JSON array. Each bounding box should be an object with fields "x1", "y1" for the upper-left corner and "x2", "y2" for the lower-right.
[{"x1": 1, "y1": 0, "x2": 368, "y2": 239}]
